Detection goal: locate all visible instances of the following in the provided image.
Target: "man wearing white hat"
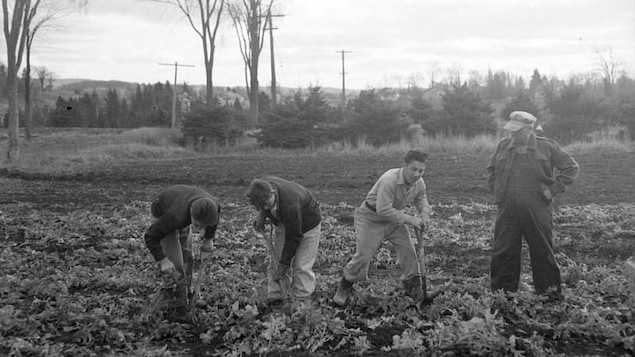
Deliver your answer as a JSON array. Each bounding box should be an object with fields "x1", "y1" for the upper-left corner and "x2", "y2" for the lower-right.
[{"x1": 487, "y1": 111, "x2": 579, "y2": 300}]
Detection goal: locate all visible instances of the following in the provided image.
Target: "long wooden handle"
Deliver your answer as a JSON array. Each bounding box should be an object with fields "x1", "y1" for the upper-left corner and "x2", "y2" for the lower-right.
[
  {"x1": 415, "y1": 228, "x2": 427, "y2": 276},
  {"x1": 415, "y1": 227, "x2": 424, "y2": 251}
]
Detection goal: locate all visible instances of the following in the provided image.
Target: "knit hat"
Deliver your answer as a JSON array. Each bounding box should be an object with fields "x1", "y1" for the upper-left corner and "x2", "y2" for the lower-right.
[
  {"x1": 504, "y1": 111, "x2": 537, "y2": 132},
  {"x1": 190, "y1": 197, "x2": 219, "y2": 226}
]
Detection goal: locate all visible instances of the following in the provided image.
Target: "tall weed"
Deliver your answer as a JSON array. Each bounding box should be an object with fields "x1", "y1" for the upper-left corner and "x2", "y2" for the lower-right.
[{"x1": 317, "y1": 134, "x2": 497, "y2": 156}]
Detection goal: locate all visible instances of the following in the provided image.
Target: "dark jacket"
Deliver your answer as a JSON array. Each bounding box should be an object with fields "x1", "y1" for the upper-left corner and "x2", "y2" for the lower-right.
[
  {"x1": 144, "y1": 185, "x2": 220, "y2": 261},
  {"x1": 261, "y1": 176, "x2": 321, "y2": 266},
  {"x1": 487, "y1": 134, "x2": 579, "y2": 204}
]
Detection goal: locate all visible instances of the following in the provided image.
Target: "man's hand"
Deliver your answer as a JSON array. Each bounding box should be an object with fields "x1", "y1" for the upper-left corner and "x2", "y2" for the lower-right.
[
  {"x1": 273, "y1": 263, "x2": 289, "y2": 282},
  {"x1": 408, "y1": 215, "x2": 426, "y2": 230},
  {"x1": 158, "y1": 257, "x2": 176, "y2": 275},
  {"x1": 417, "y1": 214, "x2": 431, "y2": 231},
  {"x1": 542, "y1": 184, "x2": 553, "y2": 202},
  {"x1": 252, "y1": 211, "x2": 266, "y2": 233}
]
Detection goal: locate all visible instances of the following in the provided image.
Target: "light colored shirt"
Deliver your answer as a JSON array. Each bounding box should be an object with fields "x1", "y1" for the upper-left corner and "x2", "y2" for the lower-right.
[{"x1": 365, "y1": 167, "x2": 432, "y2": 223}]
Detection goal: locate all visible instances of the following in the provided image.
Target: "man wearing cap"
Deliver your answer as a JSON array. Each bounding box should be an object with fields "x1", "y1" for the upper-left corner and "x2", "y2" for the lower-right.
[
  {"x1": 487, "y1": 111, "x2": 579, "y2": 300},
  {"x1": 144, "y1": 184, "x2": 221, "y2": 306}
]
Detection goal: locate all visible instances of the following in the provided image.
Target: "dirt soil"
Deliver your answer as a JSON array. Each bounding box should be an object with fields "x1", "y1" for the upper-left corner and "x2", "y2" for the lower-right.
[
  {"x1": 1, "y1": 150, "x2": 634, "y2": 357},
  {"x1": 2, "y1": 151, "x2": 632, "y2": 209}
]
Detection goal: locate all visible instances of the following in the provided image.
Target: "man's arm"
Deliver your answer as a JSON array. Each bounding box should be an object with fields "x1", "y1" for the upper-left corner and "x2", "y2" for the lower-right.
[
  {"x1": 550, "y1": 144, "x2": 580, "y2": 194},
  {"x1": 375, "y1": 177, "x2": 420, "y2": 226},
  {"x1": 144, "y1": 215, "x2": 178, "y2": 262},
  {"x1": 279, "y1": 206, "x2": 304, "y2": 266},
  {"x1": 413, "y1": 180, "x2": 432, "y2": 216}
]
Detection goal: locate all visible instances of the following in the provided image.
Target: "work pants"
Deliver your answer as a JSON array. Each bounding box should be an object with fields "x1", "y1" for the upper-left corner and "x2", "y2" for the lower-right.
[
  {"x1": 491, "y1": 190, "x2": 561, "y2": 294},
  {"x1": 160, "y1": 227, "x2": 194, "y2": 282},
  {"x1": 342, "y1": 205, "x2": 420, "y2": 283},
  {"x1": 267, "y1": 223, "x2": 321, "y2": 300}
]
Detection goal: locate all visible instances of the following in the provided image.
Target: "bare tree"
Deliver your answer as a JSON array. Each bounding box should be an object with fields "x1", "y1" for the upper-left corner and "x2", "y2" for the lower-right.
[
  {"x1": 2, "y1": 0, "x2": 87, "y2": 162},
  {"x1": 595, "y1": 47, "x2": 621, "y2": 97},
  {"x1": 149, "y1": 0, "x2": 225, "y2": 106},
  {"x1": 35, "y1": 65, "x2": 51, "y2": 90},
  {"x1": 45, "y1": 69, "x2": 55, "y2": 89},
  {"x1": 227, "y1": 0, "x2": 273, "y2": 124},
  {"x1": 24, "y1": 2, "x2": 67, "y2": 140},
  {"x1": 3, "y1": 0, "x2": 33, "y2": 162}
]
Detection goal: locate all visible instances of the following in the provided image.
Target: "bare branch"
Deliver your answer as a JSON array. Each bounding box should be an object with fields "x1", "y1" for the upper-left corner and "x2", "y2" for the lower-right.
[{"x1": 145, "y1": 0, "x2": 225, "y2": 104}]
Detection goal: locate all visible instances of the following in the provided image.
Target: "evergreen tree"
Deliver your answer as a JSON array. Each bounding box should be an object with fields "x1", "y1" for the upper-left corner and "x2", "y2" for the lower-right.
[
  {"x1": 436, "y1": 83, "x2": 496, "y2": 137},
  {"x1": 347, "y1": 89, "x2": 409, "y2": 146},
  {"x1": 529, "y1": 69, "x2": 543, "y2": 95},
  {"x1": 182, "y1": 101, "x2": 243, "y2": 148},
  {"x1": 501, "y1": 92, "x2": 541, "y2": 121},
  {"x1": 104, "y1": 88, "x2": 120, "y2": 127},
  {"x1": 257, "y1": 86, "x2": 335, "y2": 148},
  {"x1": 544, "y1": 81, "x2": 604, "y2": 143},
  {"x1": 50, "y1": 97, "x2": 81, "y2": 127}
]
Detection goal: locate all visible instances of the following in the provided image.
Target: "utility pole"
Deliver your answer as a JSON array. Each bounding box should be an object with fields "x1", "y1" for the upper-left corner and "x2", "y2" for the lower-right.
[
  {"x1": 336, "y1": 50, "x2": 351, "y2": 108},
  {"x1": 263, "y1": 10, "x2": 284, "y2": 106},
  {"x1": 159, "y1": 62, "x2": 195, "y2": 128}
]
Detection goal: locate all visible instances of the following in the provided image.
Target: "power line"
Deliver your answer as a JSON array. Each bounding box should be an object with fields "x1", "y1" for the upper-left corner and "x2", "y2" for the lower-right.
[
  {"x1": 264, "y1": 11, "x2": 284, "y2": 106},
  {"x1": 336, "y1": 50, "x2": 351, "y2": 108},
  {"x1": 159, "y1": 62, "x2": 195, "y2": 128}
]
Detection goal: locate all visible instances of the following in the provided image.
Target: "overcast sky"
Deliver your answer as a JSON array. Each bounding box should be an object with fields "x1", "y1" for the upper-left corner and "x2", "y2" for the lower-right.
[{"x1": 7, "y1": 0, "x2": 635, "y2": 89}]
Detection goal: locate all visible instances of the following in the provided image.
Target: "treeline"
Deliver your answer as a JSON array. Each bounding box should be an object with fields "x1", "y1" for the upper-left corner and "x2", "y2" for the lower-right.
[
  {"x1": 49, "y1": 82, "x2": 174, "y2": 128},
  {"x1": 253, "y1": 69, "x2": 635, "y2": 147},
  {"x1": 2, "y1": 67, "x2": 634, "y2": 147}
]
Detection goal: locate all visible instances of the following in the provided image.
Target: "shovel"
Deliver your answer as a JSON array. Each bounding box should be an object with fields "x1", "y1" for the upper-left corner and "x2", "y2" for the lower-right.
[
  {"x1": 190, "y1": 228, "x2": 213, "y2": 308},
  {"x1": 190, "y1": 246, "x2": 212, "y2": 306},
  {"x1": 262, "y1": 224, "x2": 288, "y2": 298},
  {"x1": 415, "y1": 227, "x2": 441, "y2": 305}
]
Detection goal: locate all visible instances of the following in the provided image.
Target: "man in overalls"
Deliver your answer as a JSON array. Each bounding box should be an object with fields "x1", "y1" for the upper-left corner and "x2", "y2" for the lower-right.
[{"x1": 487, "y1": 111, "x2": 579, "y2": 300}]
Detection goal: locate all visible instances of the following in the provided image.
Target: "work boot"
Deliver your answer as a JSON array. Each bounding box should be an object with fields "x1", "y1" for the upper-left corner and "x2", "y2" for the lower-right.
[
  {"x1": 542, "y1": 286, "x2": 563, "y2": 303},
  {"x1": 333, "y1": 277, "x2": 354, "y2": 306},
  {"x1": 201, "y1": 238, "x2": 214, "y2": 253},
  {"x1": 403, "y1": 276, "x2": 425, "y2": 302},
  {"x1": 419, "y1": 277, "x2": 442, "y2": 306}
]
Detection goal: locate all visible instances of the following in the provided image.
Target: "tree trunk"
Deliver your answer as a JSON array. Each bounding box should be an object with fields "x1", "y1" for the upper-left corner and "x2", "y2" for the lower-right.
[
  {"x1": 24, "y1": 37, "x2": 32, "y2": 141},
  {"x1": 248, "y1": 0, "x2": 259, "y2": 124},
  {"x1": 205, "y1": 45, "x2": 214, "y2": 107},
  {"x1": 6, "y1": 61, "x2": 19, "y2": 163}
]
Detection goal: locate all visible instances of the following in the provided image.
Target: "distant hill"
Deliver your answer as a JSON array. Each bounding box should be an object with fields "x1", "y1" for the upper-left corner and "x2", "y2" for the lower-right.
[
  {"x1": 57, "y1": 80, "x2": 137, "y2": 92},
  {"x1": 0, "y1": 79, "x2": 364, "y2": 114},
  {"x1": 47, "y1": 79, "x2": 361, "y2": 108}
]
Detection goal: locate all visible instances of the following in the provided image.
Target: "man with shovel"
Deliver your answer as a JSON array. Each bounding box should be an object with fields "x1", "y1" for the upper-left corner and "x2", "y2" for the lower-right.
[
  {"x1": 144, "y1": 185, "x2": 220, "y2": 310},
  {"x1": 246, "y1": 177, "x2": 321, "y2": 308},
  {"x1": 333, "y1": 148, "x2": 440, "y2": 307}
]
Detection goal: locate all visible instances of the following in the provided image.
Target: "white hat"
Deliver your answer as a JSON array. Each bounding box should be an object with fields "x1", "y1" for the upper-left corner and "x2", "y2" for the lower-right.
[{"x1": 504, "y1": 111, "x2": 537, "y2": 132}]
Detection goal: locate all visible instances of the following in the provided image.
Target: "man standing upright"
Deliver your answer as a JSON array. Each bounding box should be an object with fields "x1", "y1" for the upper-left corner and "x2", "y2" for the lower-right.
[
  {"x1": 487, "y1": 111, "x2": 579, "y2": 300},
  {"x1": 333, "y1": 148, "x2": 438, "y2": 307}
]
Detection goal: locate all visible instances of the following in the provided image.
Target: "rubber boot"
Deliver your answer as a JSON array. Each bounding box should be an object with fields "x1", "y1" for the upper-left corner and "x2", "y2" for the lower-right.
[{"x1": 333, "y1": 277, "x2": 354, "y2": 306}]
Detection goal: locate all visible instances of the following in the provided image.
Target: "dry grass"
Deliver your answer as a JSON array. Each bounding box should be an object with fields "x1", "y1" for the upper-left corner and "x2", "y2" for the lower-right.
[
  {"x1": 565, "y1": 138, "x2": 634, "y2": 155},
  {"x1": 1, "y1": 127, "x2": 632, "y2": 175},
  {"x1": 317, "y1": 134, "x2": 497, "y2": 156},
  {"x1": 0, "y1": 127, "x2": 195, "y2": 173}
]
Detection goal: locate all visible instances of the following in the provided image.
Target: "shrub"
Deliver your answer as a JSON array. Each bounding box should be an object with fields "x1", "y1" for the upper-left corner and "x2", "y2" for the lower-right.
[{"x1": 181, "y1": 103, "x2": 244, "y2": 150}]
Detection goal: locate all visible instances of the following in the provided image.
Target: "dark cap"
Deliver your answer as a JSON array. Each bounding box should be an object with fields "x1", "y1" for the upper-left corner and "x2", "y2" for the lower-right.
[{"x1": 190, "y1": 197, "x2": 219, "y2": 226}]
